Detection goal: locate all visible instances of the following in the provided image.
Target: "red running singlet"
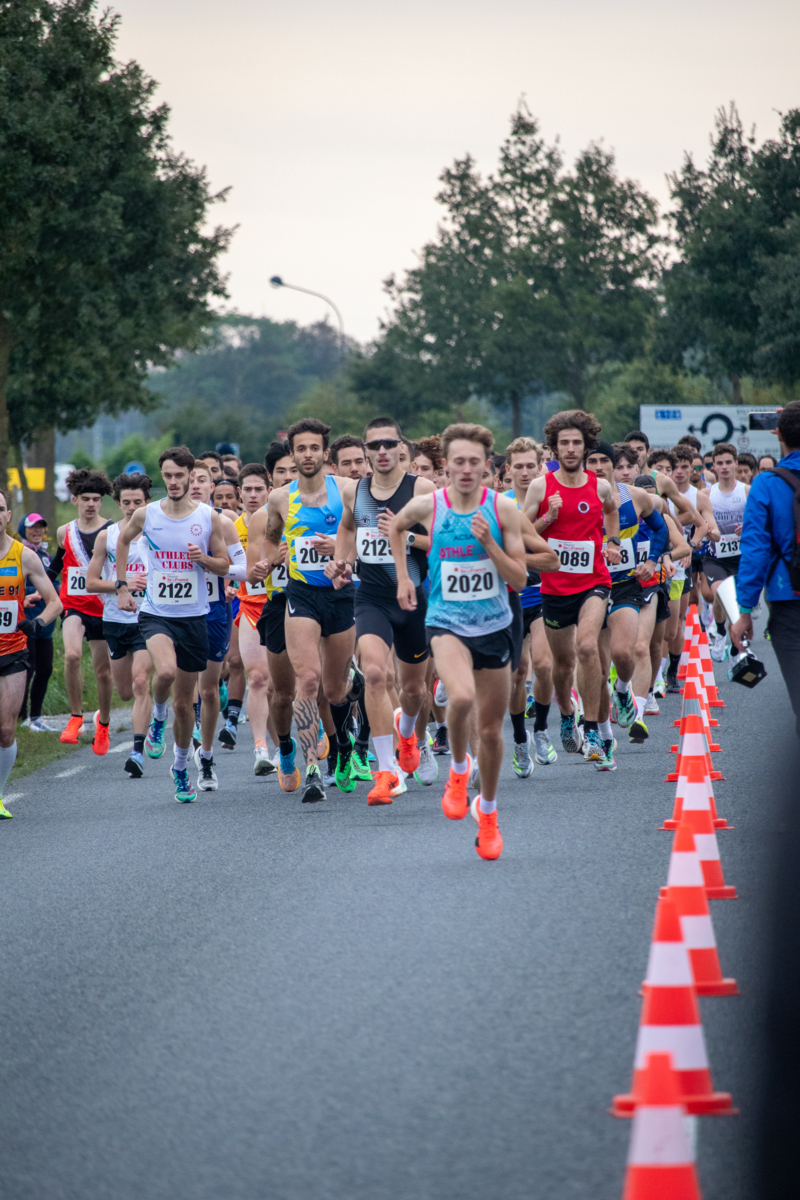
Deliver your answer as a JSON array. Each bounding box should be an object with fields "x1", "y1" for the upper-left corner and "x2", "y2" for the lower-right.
[
  {"x1": 59, "y1": 520, "x2": 105, "y2": 617},
  {"x1": 539, "y1": 469, "x2": 612, "y2": 596}
]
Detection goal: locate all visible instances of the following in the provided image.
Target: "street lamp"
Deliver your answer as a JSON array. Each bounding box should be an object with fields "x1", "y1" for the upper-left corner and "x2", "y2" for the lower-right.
[{"x1": 269, "y1": 275, "x2": 345, "y2": 351}]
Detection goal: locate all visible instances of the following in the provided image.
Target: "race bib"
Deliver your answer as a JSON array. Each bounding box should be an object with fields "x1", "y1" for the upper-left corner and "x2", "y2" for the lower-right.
[
  {"x1": 126, "y1": 574, "x2": 146, "y2": 599},
  {"x1": 204, "y1": 570, "x2": 219, "y2": 601},
  {"x1": 357, "y1": 527, "x2": 393, "y2": 564},
  {"x1": 607, "y1": 537, "x2": 635, "y2": 575},
  {"x1": 153, "y1": 570, "x2": 198, "y2": 606},
  {"x1": 67, "y1": 566, "x2": 88, "y2": 596},
  {"x1": 0, "y1": 601, "x2": 18, "y2": 633},
  {"x1": 245, "y1": 578, "x2": 267, "y2": 596},
  {"x1": 716, "y1": 535, "x2": 741, "y2": 558},
  {"x1": 636, "y1": 540, "x2": 650, "y2": 566},
  {"x1": 549, "y1": 538, "x2": 595, "y2": 574},
  {"x1": 441, "y1": 559, "x2": 500, "y2": 601},
  {"x1": 271, "y1": 562, "x2": 289, "y2": 590},
  {"x1": 295, "y1": 536, "x2": 331, "y2": 572}
]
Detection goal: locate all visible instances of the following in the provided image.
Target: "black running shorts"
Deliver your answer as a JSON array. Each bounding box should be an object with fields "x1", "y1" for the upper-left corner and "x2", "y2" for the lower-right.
[
  {"x1": 542, "y1": 585, "x2": 610, "y2": 631},
  {"x1": 256, "y1": 592, "x2": 287, "y2": 655},
  {"x1": 138, "y1": 612, "x2": 209, "y2": 674},
  {"x1": 61, "y1": 609, "x2": 105, "y2": 641},
  {"x1": 285, "y1": 579, "x2": 355, "y2": 639},
  {"x1": 608, "y1": 577, "x2": 645, "y2": 615},
  {"x1": 702, "y1": 554, "x2": 741, "y2": 586},
  {"x1": 354, "y1": 583, "x2": 428, "y2": 663},
  {"x1": 641, "y1": 582, "x2": 671, "y2": 624},
  {"x1": 508, "y1": 590, "x2": 523, "y2": 671},
  {"x1": 427, "y1": 624, "x2": 515, "y2": 671},
  {"x1": 102, "y1": 620, "x2": 147, "y2": 660},
  {"x1": 0, "y1": 649, "x2": 29, "y2": 677},
  {"x1": 522, "y1": 603, "x2": 542, "y2": 641}
]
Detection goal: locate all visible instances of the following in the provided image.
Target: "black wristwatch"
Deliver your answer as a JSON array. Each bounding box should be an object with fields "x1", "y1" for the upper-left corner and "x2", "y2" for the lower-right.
[
  {"x1": 607, "y1": 536, "x2": 622, "y2": 547},
  {"x1": 115, "y1": 580, "x2": 129, "y2": 590}
]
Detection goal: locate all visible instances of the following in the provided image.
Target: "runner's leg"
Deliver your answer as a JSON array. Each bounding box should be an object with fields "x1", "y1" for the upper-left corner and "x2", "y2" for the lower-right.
[
  {"x1": 62, "y1": 614, "x2": 87, "y2": 717},
  {"x1": 238, "y1": 617, "x2": 270, "y2": 747},
  {"x1": 285, "y1": 614, "x2": 324, "y2": 769}
]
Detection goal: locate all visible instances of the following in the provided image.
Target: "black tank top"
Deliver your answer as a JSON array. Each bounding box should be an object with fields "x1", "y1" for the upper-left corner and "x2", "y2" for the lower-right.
[{"x1": 353, "y1": 473, "x2": 427, "y2": 589}]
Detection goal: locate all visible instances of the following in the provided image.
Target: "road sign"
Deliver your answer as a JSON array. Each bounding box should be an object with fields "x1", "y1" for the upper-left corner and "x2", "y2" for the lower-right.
[
  {"x1": 639, "y1": 405, "x2": 780, "y2": 459},
  {"x1": 124, "y1": 460, "x2": 147, "y2": 475}
]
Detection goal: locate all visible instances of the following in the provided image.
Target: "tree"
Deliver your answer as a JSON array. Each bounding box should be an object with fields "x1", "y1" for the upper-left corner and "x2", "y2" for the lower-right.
[{"x1": 0, "y1": 0, "x2": 233, "y2": 487}]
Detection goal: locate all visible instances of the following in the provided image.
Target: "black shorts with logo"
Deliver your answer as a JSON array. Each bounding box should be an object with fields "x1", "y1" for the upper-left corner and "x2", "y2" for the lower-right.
[
  {"x1": 0, "y1": 649, "x2": 29, "y2": 677},
  {"x1": 285, "y1": 579, "x2": 355, "y2": 639},
  {"x1": 542, "y1": 585, "x2": 611, "y2": 631},
  {"x1": 608, "y1": 577, "x2": 645, "y2": 615},
  {"x1": 355, "y1": 583, "x2": 428, "y2": 663},
  {"x1": 427, "y1": 624, "x2": 515, "y2": 671},
  {"x1": 641, "y1": 582, "x2": 671, "y2": 625},
  {"x1": 103, "y1": 620, "x2": 147, "y2": 660},
  {"x1": 61, "y1": 609, "x2": 105, "y2": 641},
  {"x1": 522, "y1": 603, "x2": 543, "y2": 641},
  {"x1": 138, "y1": 612, "x2": 209, "y2": 674},
  {"x1": 702, "y1": 554, "x2": 741, "y2": 587},
  {"x1": 256, "y1": 592, "x2": 287, "y2": 656}
]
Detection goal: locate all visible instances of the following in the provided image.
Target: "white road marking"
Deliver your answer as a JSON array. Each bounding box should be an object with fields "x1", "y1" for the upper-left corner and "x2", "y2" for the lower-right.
[
  {"x1": 3, "y1": 793, "x2": 24, "y2": 803},
  {"x1": 108, "y1": 742, "x2": 133, "y2": 754},
  {"x1": 54, "y1": 765, "x2": 87, "y2": 779}
]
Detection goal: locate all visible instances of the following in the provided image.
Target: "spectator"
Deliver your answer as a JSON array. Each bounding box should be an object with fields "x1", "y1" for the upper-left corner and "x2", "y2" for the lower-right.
[
  {"x1": 17, "y1": 514, "x2": 57, "y2": 732},
  {"x1": 732, "y1": 401, "x2": 800, "y2": 734},
  {"x1": 758, "y1": 453, "x2": 778, "y2": 474}
]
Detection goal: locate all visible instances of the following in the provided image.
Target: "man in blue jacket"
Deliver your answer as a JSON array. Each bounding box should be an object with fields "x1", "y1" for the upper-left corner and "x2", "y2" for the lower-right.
[{"x1": 732, "y1": 401, "x2": 800, "y2": 734}]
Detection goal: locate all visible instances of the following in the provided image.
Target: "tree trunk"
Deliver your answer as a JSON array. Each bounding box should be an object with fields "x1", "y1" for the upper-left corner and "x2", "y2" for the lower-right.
[
  {"x1": 510, "y1": 390, "x2": 522, "y2": 439},
  {"x1": 0, "y1": 313, "x2": 11, "y2": 500},
  {"x1": 730, "y1": 374, "x2": 742, "y2": 405},
  {"x1": 27, "y1": 426, "x2": 57, "y2": 534}
]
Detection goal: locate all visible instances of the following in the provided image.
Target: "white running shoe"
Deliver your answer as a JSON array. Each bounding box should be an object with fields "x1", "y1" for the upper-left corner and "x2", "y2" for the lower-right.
[
  {"x1": 194, "y1": 747, "x2": 219, "y2": 791},
  {"x1": 433, "y1": 678, "x2": 448, "y2": 706},
  {"x1": 413, "y1": 737, "x2": 438, "y2": 786},
  {"x1": 654, "y1": 675, "x2": 666, "y2": 699},
  {"x1": 533, "y1": 730, "x2": 557, "y2": 764},
  {"x1": 469, "y1": 760, "x2": 481, "y2": 791},
  {"x1": 254, "y1": 745, "x2": 276, "y2": 776},
  {"x1": 708, "y1": 629, "x2": 728, "y2": 662},
  {"x1": 512, "y1": 732, "x2": 535, "y2": 779},
  {"x1": 390, "y1": 759, "x2": 408, "y2": 796},
  {"x1": 644, "y1": 694, "x2": 660, "y2": 716},
  {"x1": 28, "y1": 717, "x2": 58, "y2": 733}
]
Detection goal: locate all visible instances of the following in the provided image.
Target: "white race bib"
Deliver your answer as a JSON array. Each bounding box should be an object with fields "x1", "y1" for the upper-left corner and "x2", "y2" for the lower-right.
[
  {"x1": 356, "y1": 527, "x2": 393, "y2": 564},
  {"x1": 294, "y1": 536, "x2": 330, "y2": 572},
  {"x1": 153, "y1": 570, "x2": 198, "y2": 607},
  {"x1": 245, "y1": 578, "x2": 267, "y2": 596},
  {"x1": 608, "y1": 537, "x2": 635, "y2": 575},
  {"x1": 549, "y1": 538, "x2": 595, "y2": 575},
  {"x1": 67, "y1": 566, "x2": 88, "y2": 597},
  {"x1": 271, "y1": 562, "x2": 289, "y2": 590},
  {"x1": 127, "y1": 574, "x2": 146, "y2": 599},
  {"x1": 204, "y1": 570, "x2": 219, "y2": 601},
  {"x1": 441, "y1": 559, "x2": 500, "y2": 602},
  {"x1": 636, "y1": 540, "x2": 650, "y2": 566},
  {"x1": 0, "y1": 601, "x2": 18, "y2": 633},
  {"x1": 716, "y1": 535, "x2": 741, "y2": 558}
]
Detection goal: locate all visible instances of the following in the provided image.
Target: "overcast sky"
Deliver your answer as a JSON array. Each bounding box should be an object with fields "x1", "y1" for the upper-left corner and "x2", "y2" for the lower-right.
[{"x1": 114, "y1": 0, "x2": 800, "y2": 343}]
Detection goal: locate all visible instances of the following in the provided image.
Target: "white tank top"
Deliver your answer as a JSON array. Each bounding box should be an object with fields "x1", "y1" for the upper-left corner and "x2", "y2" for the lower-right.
[
  {"x1": 140, "y1": 500, "x2": 213, "y2": 618},
  {"x1": 709, "y1": 481, "x2": 746, "y2": 559},
  {"x1": 102, "y1": 522, "x2": 147, "y2": 625}
]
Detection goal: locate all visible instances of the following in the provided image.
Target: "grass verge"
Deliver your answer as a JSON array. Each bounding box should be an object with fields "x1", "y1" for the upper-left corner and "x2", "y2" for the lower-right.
[{"x1": 8, "y1": 727, "x2": 87, "y2": 783}]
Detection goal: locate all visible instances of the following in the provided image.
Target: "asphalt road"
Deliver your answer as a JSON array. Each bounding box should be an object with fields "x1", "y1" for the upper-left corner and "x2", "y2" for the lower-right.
[{"x1": 1, "y1": 624, "x2": 789, "y2": 1200}]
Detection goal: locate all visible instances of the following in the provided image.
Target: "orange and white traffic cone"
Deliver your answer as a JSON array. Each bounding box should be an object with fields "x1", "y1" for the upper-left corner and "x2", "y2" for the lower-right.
[
  {"x1": 661, "y1": 751, "x2": 730, "y2": 832},
  {"x1": 660, "y1": 823, "x2": 738, "y2": 996},
  {"x1": 679, "y1": 758, "x2": 736, "y2": 897},
  {"x1": 695, "y1": 621, "x2": 725, "y2": 708},
  {"x1": 684, "y1": 660, "x2": 720, "y2": 735},
  {"x1": 612, "y1": 898, "x2": 735, "y2": 1116},
  {"x1": 677, "y1": 609, "x2": 698, "y2": 682},
  {"x1": 666, "y1": 709, "x2": 723, "y2": 784},
  {"x1": 620, "y1": 1051, "x2": 702, "y2": 1200}
]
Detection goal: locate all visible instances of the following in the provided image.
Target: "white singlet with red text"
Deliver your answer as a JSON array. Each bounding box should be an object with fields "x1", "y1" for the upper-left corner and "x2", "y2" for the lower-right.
[{"x1": 139, "y1": 500, "x2": 213, "y2": 619}]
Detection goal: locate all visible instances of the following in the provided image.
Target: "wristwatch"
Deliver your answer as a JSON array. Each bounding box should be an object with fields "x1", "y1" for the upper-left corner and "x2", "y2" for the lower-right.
[
  {"x1": 607, "y1": 536, "x2": 622, "y2": 546},
  {"x1": 115, "y1": 580, "x2": 129, "y2": 590},
  {"x1": 406, "y1": 533, "x2": 416, "y2": 547}
]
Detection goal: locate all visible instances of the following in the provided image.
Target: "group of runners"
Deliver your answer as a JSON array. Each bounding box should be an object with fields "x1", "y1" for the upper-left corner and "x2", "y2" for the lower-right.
[{"x1": 0, "y1": 407, "x2": 756, "y2": 859}]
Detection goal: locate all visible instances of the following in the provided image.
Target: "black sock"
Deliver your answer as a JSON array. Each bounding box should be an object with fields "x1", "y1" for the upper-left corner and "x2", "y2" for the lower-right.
[
  {"x1": 99, "y1": 718, "x2": 109, "y2": 728},
  {"x1": 227, "y1": 700, "x2": 242, "y2": 726},
  {"x1": 330, "y1": 698, "x2": 352, "y2": 750},
  {"x1": 355, "y1": 693, "x2": 370, "y2": 749},
  {"x1": 279, "y1": 733, "x2": 294, "y2": 756},
  {"x1": 193, "y1": 700, "x2": 201, "y2": 721},
  {"x1": 133, "y1": 734, "x2": 145, "y2": 754},
  {"x1": 668, "y1": 652, "x2": 681, "y2": 677},
  {"x1": 584, "y1": 719, "x2": 598, "y2": 733},
  {"x1": 510, "y1": 710, "x2": 526, "y2": 744},
  {"x1": 533, "y1": 701, "x2": 549, "y2": 732},
  {"x1": 327, "y1": 744, "x2": 338, "y2": 773},
  {"x1": 715, "y1": 621, "x2": 726, "y2": 637}
]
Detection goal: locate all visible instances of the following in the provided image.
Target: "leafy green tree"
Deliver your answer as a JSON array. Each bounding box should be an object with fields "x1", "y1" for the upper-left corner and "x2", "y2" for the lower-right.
[
  {"x1": 0, "y1": 0, "x2": 232, "y2": 485},
  {"x1": 754, "y1": 212, "x2": 800, "y2": 386}
]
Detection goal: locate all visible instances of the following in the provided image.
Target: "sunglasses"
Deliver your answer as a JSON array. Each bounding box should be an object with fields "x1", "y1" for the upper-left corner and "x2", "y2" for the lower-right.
[{"x1": 366, "y1": 438, "x2": 400, "y2": 451}]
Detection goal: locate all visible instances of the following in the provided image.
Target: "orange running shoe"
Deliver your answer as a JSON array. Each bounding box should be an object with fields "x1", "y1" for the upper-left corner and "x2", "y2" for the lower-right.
[
  {"x1": 393, "y1": 707, "x2": 420, "y2": 774},
  {"x1": 60, "y1": 714, "x2": 85, "y2": 744},
  {"x1": 367, "y1": 770, "x2": 396, "y2": 806},
  {"x1": 441, "y1": 754, "x2": 471, "y2": 820},
  {"x1": 317, "y1": 724, "x2": 329, "y2": 760},
  {"x1": 475, "y1": 805, "x2": 503, "y2": 860},
  {"x1": 92, "y1": 711, "x2": 110, "y2": 756}
]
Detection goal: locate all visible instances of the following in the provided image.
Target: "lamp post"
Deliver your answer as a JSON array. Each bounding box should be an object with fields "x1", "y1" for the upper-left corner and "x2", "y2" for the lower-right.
[{"x1": 269, "y1": 276, "x2": 345, "y2": 352}]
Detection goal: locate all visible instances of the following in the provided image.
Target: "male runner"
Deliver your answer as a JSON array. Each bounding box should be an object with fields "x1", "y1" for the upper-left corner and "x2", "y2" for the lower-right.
[
  {"x1": 523, "y1": 411, "x2": 622, "y2": 761},
  {"x1": 223, "y1": 464, "x2": 272, "y2": 770},
  {"x1": 702, "y1": 442, "x2": 750, "y2": 660},
  {"x1": 0, "y1": 488, "x2": 62, "y2": 818},
  {"x1": 258, "y1": 419, "x2": 356, "y2": 803},
  {"x1": 196, "y1": 451, "x2": 224, "y2": 482},
  {"x1": 50, "y1": 469, "x2": 114, "y2": 751},
  {"x1": 736, "y1": 453, "x2": 757, "y2": 484},
  {"x1": 390, "y1": 423, "x2": 530, "y2": 860},
  {"x1": 211, "y1": 476, "x2": 240, "y2": 514},
  {"x1": 86, "y1": 473, "x2": 154, "y2": 780},
  {"x1": 326, "y1": 417, "x2": 435, "y2": 804},
  {"x1": 330, "y1": 436, "x2": 368, "y2": 481},
  {"x1": 624, "y1": 430, "x2": 650, "y2": 470},
  {"x1": 667, "y1": 445, "x2": 718, "y2": 687},
  {"x1": 115, "y1": 446, "x2": 231, "y2": 803},
  {"x1": 411, "y1": 437, "x2": 443, "y2": 484}
]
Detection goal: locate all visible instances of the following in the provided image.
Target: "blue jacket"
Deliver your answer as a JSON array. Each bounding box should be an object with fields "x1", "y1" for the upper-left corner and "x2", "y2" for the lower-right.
[{"x1": 736, "y1": 449, "x2": 800, "y2": 608}]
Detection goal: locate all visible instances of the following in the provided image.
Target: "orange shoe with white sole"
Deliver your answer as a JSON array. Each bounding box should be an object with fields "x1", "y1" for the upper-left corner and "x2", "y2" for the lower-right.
[
  {"x1": 368, "y1": 770, "x2": 396, "y2": 806},
  {"x1": 471, "y1": 798, "x2": 503, "y2": 860},
  {"x1": 92, "y1": 711, "x2": 110, "y2": 756},
  {"x1": 60, "y1": 714, "x2": 85, "y2": 744},
  {"x1": 441, "y1": 755, "x2": 471, "y2": 820},
  {"x1": 393, "y1": 708, "x2": 420, "y2": 774}
]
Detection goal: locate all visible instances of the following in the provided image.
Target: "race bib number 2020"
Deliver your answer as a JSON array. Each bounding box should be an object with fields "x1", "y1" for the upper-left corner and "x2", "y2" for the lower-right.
[{"x1": 441, "y1": 560, "x2": 500, "y2": 601}]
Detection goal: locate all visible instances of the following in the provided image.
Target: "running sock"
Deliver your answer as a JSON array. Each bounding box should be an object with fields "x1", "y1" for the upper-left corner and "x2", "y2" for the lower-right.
[
  {"x1": 373, "y1": 733, "x2": 395, "y2": 774},
  {"x1": 0, "y1": 741, "x2": 17, "y2": 793},
  {"x1": 659, "y1": 655, "x2": 668, "y2": 678},
  {"x1": 193, "y1": 701, "x2": 201, "y2": 722},
  {"x1": 329, "y1": 699, "x2": 352, "y2": 750},
  {"x1": 154, "y1": 701, "x2": 168, "y2": 722},
  {"x1": 435, "y1": 720, "x2": 447, "y2": 731},
  {"x1": 451, "y1": 758, "x2": 469, "y2": 775},
  {"x1": 614, "y1": 676, "x2": 630, "y2": 694},
  {"x1": 397, "y1": 708, "x2": 416, "y2": 739},
  {"x1": 199, "y1": 747, "x2": 213, "y2": 761},
  {"x1": 668, "y1": 652, "x2": 681, "y2": 676},
  {"x1": 599, "y1": 718, "x2": 613, "y2": 741},
  {"x1": 327, "y1": 745, "x2": 338, "y2": 775},
  {"x1": 478, "y1": 794, "x2": 497, "y2": 814},
  {"x1": 133, "y1": 734, "x2": 145, "y2": 755},
  {"x1": 715, "y1": 620, "x2": 727, "y2": 637},
  {"x1": 355, "y1": 694, "x2": 370, "y2": 749},
  {"x1": 533, "y1": 701, "x2": 549, "y2": 732},
  {"x1": 510, "y1": 710, "x2": 526, "y2": 744},
  {"x1": 227, "y1": 700, "x2": 243, "y2": 726},
  {"x1": 584, "y1": 719, "x2": 598, "y2": 734},
  {"x1": 173, "y1": 745, "x2": 190, "y2": 772},
  {"x1": 635, "y1": 696, "x2": 646, "y2": 723},
  {"x1": 279, "y1": 733, "x2": 294, "y2": 757}
]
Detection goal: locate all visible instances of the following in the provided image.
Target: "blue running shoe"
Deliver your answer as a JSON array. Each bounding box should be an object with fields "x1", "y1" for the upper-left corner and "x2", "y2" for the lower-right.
[
  {"x1": 560, "y1": 712, "x2": 583, "y2": 755},
  {"x1": 172, "y1": 766, "x2": 196, "y2": 803},
  {"x1": 218, "y1": 678, "x2": 229, "y2": 711},
  {"x1": 145, "y1": 717, "x2": 167, "y2": 759},
  {"x1": 278, "y1": 737, "x2": 301, "y2": 792}
]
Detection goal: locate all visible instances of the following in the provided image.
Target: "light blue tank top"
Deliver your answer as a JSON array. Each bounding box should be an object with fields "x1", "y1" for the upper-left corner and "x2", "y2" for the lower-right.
[
  {"x1": 285, "y1": 475, "x2": 343, "y2": 588},
  {"x1": 426, "y1": 487, "x2": 512, "y2": 637}
]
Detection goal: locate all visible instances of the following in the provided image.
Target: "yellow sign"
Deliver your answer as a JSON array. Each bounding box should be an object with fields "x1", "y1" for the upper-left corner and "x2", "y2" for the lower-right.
[{"x1": 7, "y1": 468, "x2": 46, "y2": 491}]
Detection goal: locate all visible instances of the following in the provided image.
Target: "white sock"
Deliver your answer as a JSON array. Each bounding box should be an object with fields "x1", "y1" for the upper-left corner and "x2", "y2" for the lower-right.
[
  {"x1": 199, "y1": 748, "x2": 213, "y2": 760},
  {"x1": 635, "y1": 696, "x2": 646, "y2": 723},
  {"x1": 615, "y1": 677, "x2": 631, "y2": 696},
  {"x1": 154, "y1": 701, "x2": 168, "y2": 722},
  {"x1": 451, "y1": 758, "x2": 468, "y2": 775},
  {"x1": 660, "y1": 656, "x2": 668, "y2": 677},
  {"x1": 436, "y1": 720, "x2": 447, "y2": 730},
  {"x1": 173, "y1": 745, "x2": 190, "y2": 771},
  {"x1": 373, "y1": 734, "x2": 394, "y2": 774},
  {"x1": 398, "y1": 709, "x2": 416, "y2": 739},
  {"x1": 599, "y1": 719, "x2": 613, "y2": 741},
  {"x1": 647, "y1": 690, "x2": 655, "y2": 704},
  {"x1": 479, "y1": 794, "x2": 497, "y2": 814},
  {"x1": 0, "y1": 741, "x2": 17, "y2": 793}
]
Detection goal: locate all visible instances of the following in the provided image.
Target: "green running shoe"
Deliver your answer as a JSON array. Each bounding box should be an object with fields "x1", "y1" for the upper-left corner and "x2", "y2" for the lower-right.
[
  {"x1": 172, "y1": 766, "x2": 196, "y2": 803},
  {"x1": 145, "y1": 717, "x2": 167, "y2": 759},
  {"x1": 335, "y1": 743, "x2": 356, "y2": 792},
  {"x1": 350, "y1": 745, "x2": 373, "y2": 782},
  {"x1": 615, "y1": 686, "x2": 636, "y2": 728},
  {"x1": 629, "y1": 719, "x2": 649, "y2": 745}
]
